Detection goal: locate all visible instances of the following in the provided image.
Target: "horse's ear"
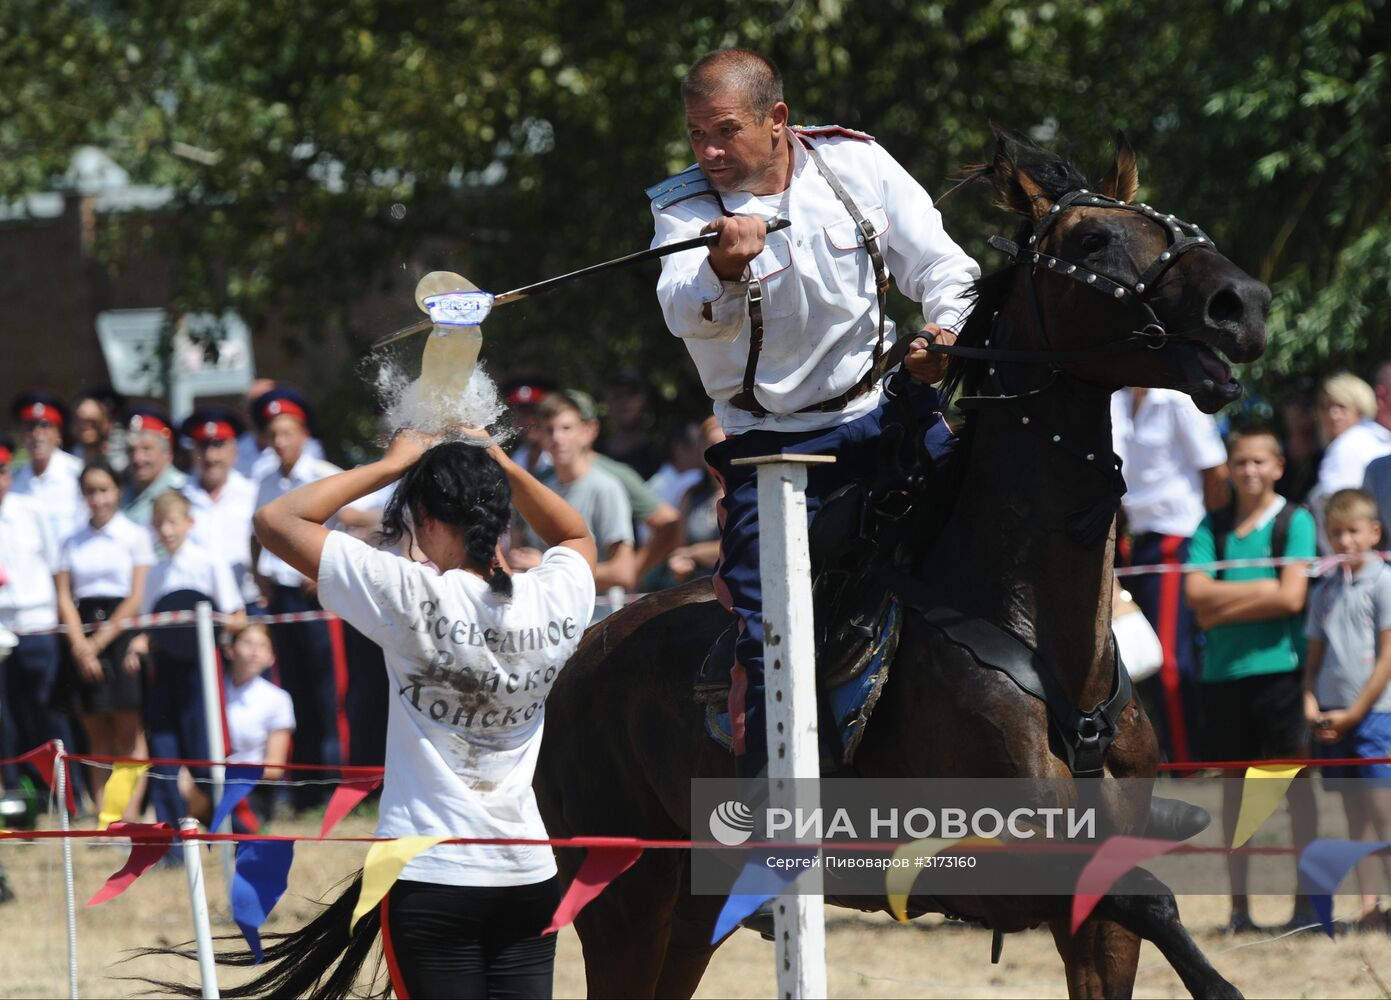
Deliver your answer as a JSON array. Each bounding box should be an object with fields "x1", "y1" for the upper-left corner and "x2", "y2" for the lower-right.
[
  {"x1": 1097, "y1": 133, "x2": 1139, "y2": 203},
  {"x1": 990, "y1": 138, "x2": 1053, "y2": 221}
]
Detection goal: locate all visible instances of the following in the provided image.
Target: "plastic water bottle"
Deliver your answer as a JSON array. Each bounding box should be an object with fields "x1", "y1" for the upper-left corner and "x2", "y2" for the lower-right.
[{"x1": 415, "y1": 271, "x2": 485, "y2": 404}]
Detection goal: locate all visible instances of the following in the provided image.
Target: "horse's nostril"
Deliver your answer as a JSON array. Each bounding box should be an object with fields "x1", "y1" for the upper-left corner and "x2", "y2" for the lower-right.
[{"x1": 1207, "y1": 287, "x2": 1244, "y2": 325}]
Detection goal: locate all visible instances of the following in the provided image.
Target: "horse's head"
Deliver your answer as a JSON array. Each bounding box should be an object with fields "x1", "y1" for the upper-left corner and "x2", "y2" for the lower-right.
[{"x1": 958, "y1": 134, "x2": 1269, "y2": 413}]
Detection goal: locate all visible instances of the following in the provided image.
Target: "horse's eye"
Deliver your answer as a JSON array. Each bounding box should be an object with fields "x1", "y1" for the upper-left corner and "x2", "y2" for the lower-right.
[{"x1": 1080, "y1": 232, "x2": 1108, "y2": 254}]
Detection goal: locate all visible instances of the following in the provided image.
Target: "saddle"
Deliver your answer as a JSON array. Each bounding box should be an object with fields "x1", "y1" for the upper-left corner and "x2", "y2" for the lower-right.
[{"x1": 694, "y1": 467, "x2": 1134, "y2": 780}]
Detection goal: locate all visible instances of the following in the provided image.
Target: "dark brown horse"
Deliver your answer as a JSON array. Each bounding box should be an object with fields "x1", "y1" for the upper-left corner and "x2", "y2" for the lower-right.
[{"x1": 535, "y1": 136, "x2": 1270, "y2": 999}]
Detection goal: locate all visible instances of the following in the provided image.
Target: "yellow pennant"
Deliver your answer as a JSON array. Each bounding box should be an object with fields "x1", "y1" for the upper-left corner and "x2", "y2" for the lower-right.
[
  {"x1": 98, "y1": 764, "x2": 149, "y2": 829},
  {"x1": 1231, "y1": 765, "x2": 1304, "y2": 848},
  {"x1": 351, "y1": 836, "x2": 448, "y2": 931},
  {"x1": 886, "y1": 837, "x2": 998, "y2": 923}
]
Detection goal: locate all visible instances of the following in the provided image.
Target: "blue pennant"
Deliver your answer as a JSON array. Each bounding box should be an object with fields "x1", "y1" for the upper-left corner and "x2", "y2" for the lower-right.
[
  {"x1": 1297, "y1": 837, "x2": 1391, "y2": 936},
  {"x1": 231, "y1": 840, "x2": 295, "y2": 963},
  {"x1": 710, "y1": 851, "x2": 813, "y2": 944},
  {"x1": 209, "y1": 765, "x2": 264, "y2": 835}
]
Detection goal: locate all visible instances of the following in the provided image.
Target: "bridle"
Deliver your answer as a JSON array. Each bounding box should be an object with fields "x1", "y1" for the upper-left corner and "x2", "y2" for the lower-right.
[
  {"x1": 912, "y1": 188, "x2": 1220, "y2": 544},
  {"x1": 931, "y1": 187, "x2": 1219, "y2": 372}
]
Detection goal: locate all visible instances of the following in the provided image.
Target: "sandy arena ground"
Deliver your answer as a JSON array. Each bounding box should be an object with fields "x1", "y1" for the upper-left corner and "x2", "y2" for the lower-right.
[{"x1": 1, "y1": 810, "x2": 1387, "y2": 999}]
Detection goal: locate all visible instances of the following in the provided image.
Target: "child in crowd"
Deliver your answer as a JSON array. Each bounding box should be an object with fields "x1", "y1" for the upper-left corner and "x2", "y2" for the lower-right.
[
  {"x1": 55, "y1": 461, "x2": 154, "y2": 819},
  {"x1": 1304, "y1": 488, "x2": 1391, "y2": 930},
  {"x1": 216, "y1": 622, "x2": 295, "y2": 827},
  {"x1": 1185, "y1": 426, "x2": 1318, "y2": 933},
  {"x1": 124, "y1": 492, "x2": 245, "y2": 827}
]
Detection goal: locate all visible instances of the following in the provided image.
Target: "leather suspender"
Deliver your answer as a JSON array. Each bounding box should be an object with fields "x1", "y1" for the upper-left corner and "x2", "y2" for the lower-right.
[{"x1": 728, "y1": 137, "x2": 893, "y2": 417}]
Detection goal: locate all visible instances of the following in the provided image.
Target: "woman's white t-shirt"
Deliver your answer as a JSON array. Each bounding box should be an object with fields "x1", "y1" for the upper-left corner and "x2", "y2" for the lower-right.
[{"x1": 317, "y1": 531, "x2": 595, "y2": 887}]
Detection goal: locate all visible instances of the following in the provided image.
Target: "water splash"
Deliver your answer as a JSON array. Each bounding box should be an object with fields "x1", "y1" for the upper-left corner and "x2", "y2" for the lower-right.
[{"x1": 375, "y1": 359, "x2": 510, "y2": 443}]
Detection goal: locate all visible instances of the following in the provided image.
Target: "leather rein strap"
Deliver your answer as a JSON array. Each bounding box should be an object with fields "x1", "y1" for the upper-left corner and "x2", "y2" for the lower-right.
[{"x1": 729, "y1": 137, "x2": 892, "y2": 416}]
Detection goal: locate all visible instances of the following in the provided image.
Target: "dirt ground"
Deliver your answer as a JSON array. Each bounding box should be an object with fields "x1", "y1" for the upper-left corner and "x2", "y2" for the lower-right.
[{"x1": 1, "y1": 812, "x2": 1388, "y2": 999}]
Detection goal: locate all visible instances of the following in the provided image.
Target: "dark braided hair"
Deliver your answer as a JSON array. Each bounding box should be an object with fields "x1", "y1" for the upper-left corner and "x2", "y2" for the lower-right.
[{"x1": 378, "y1": 441, "x2": 514, "y2": 598}]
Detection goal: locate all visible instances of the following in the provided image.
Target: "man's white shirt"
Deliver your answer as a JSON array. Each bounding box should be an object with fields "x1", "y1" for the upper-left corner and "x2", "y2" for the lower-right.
[
  {"x1": 253, "y1": 453, "x2": 343, "y2": 587},
  {"x1": 653, "y1": 131, "x2": 979, "y2": 434},
  {"x1": 184, "y1": 470, "x2": 260, "y2": 604},
  {"x1": 0, "y1": 492, "x2": 59, "y2": 631},
  {"x1": 10, "y1": 448, "x2": 86, "y2": 553},
  {"x1": 1111, "y1": 389, "x2": 1226, "y2": 537}
]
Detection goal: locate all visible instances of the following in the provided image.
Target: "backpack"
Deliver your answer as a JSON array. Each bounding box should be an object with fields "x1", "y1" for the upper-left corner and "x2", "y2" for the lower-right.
[{"x1": 1208, "y1": 501, "x2": 1303, "y2": 578}]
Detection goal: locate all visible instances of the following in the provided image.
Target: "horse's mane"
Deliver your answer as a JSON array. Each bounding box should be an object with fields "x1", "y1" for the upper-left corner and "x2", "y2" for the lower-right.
[{"x1": 938, "y1": 132, "x2": 1091, "y2": 405}]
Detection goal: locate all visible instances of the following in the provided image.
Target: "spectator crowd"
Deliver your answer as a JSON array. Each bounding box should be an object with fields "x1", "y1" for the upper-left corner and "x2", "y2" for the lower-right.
[{"x1": 2, "y1": 362, "x2": 1390, "y2": 927}]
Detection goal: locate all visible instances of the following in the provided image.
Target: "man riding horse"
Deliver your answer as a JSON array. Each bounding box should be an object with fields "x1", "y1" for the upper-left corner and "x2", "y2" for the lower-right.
[{"x1": 649, "y1": 47, "x2": 979, "y2": 778}]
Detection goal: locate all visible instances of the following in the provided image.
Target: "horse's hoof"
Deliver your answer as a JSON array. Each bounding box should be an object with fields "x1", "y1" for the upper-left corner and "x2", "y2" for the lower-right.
[{"x1": 1144, "y1": 796, "x2": 1211, "y2": 841}]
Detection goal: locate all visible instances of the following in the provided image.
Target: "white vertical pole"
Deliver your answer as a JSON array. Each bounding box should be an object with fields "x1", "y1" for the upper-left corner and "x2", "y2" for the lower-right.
[
  {"x1": 195, "y1": 602, "x2": 231, "y2": 882},
  {"x1": 731, "y1": 453, "x2": 832, "y2": 1000},
  {"x1": 55, "y1": 741, "x2": 79, "y2": 1000},
  {"x1": 180, "y1": 818, "x2": 221, "y2": 1000}
]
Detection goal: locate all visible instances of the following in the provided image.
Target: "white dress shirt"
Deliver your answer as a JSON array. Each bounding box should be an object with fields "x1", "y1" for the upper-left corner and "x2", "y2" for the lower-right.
[
  {"x1": 142, "y1": 538, "x2": 245, "y2": 614},
  {"x1": 1309, "y1": 418, "x2": 1391, "y2": 552},
  {"x1": 58, "y1": 513, "x2": 156, "y2": 601},
  {"x1": 236, "y1": 432, "x2": 326, "y2": 480},
  {"x1": 184, "y1": 470, "x2": 259, "y2": 604},
  {"x1": 0, "y1": 492, "x2": 60, "y2": 631},
  {"x1": 226, "y1": 674, "x2": 296, "y2": 763},
  {"x1": 254, "y1": 453, "x2": 343, "y2": 586},
  {"x1": 10, "y1": 448, "x2": 86, "y2": 549},
  {"x1": 653, "y1": 130, "x2": 979, "y2": 434},
  {"x1": 1111, "y1": 389, "x2": 1227, "y2": 537}
]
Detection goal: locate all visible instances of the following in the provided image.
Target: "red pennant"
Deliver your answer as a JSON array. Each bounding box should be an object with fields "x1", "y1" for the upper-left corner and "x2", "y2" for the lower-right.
[
  {"x1": 88, "y1": 822, "x2": 177, "y2": 906},
  {"x1": 24, "y1": 742, "x2": 76, "y2": 815},
  {"x1": 543, "y1": 845, "x2": 644, "y2": 934},
  {"x1": 320, "y1": 776, "x2": 383, "y2": 838},
  {"x1": 1071, "y1": 836, "x2": 1183, "y2": 933}
]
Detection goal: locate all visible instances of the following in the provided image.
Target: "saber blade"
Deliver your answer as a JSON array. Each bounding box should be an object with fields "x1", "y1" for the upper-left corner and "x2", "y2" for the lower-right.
[{"x1": 371, "y1": 217, "x2": 789, "y2": 350}]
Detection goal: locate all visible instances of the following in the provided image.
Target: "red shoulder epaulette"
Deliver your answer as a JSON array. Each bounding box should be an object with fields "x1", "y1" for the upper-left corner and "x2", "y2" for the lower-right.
[{"x1": 790, "y1": 124, "x2": 875, "y2": 142}]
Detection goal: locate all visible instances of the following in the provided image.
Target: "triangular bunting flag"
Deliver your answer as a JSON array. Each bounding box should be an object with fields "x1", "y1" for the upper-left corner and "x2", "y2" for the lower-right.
[
  {"x1": 231, "y1": 840, "x2": 296, "y2": 962},
  {"x1": 544, "y1": 845, "x2": 644, "y2": 934},
  {"x1": 320, "y1": 776, "x2": 383, "y2": 839},
  {"x1": 351, "y1": 836, "x2": 447, "y2": 931},
  {"x1": 88, "y1": 822, "x2": 176, "y2": 905},
  {"x1": 710, "y1": 851, "x2": 810, "y2": 944},
  {"x1": 1071, "y1": 836, "x2": 1183, "y2": 933},
  {"x1": 1297, "y1": 837, "x2": 1391, "y2": 937},
  {"x1": 1231, "y1": 765, "x2": 1303, "y2": 848},
  {"x1": 885, "y1": 837, "x2": 996, "y2": 923},
  {"x1": 210, "y1": 765, "x2": 264, "y2": 834},
  {"x1": 98, "y1": 764, "x2": 150, "y2": 829}
]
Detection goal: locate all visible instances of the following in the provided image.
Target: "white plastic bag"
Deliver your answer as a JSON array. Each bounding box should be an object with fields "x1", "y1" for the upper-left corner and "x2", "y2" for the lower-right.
[{"x1": 1112, "y1": 590, "x2": 1162, "y2": 682}]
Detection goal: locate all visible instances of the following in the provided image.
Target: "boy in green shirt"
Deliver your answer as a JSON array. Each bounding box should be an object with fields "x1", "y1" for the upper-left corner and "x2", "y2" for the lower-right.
[{"x1": 1185, "y1": 425, "x2": 1318, "y2": 933}]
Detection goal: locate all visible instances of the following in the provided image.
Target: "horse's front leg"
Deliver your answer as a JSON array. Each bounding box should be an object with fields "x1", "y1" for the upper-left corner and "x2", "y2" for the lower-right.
[
  {"x1": 1049, "y1": 917, "x2": 1140, "y2": 999},
  {"x1": 1097, "y1": 868, "x2": 1242, "y2": 999}
]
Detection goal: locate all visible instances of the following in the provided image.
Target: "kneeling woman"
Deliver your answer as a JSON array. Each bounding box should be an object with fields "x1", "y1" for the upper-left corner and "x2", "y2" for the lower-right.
[{"x1": 173, "y1": 431, "x2": 595, "y2": 999}]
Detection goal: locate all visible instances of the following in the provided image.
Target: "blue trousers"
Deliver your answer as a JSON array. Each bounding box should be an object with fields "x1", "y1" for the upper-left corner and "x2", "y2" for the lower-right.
[
  {"x1": 705, "y1": 382, "x2": 956, "y2": 758},
  {"x1": 268, "y1": 585, "x2": 340, "y2": 810},
  {"x1": 1, "y1": 633, "x2": 82, "y2": 791},
  {"x1": 144, "y1": 654, "x2": 210, "y2": 828}
]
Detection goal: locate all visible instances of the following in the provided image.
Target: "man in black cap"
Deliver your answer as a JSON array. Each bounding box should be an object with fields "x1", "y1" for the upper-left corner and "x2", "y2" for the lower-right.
[
  {"x1": 181, "y1": 407, "x2": 261, "y2": 608},
  {"x1": 249, "y1": 385, "x2": 345, "y2": 811},
  {"x1": 9, "y1": 391, "x2": 85, "y2": 547},
  {"x1": 121, "y1": 404, "x2": 188, "y2": 527}
]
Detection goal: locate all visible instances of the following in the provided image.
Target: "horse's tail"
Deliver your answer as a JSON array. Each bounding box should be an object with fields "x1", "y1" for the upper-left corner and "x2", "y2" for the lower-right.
[{"x1": 125, "y1": 870, "x2": 390, "y2": 999}]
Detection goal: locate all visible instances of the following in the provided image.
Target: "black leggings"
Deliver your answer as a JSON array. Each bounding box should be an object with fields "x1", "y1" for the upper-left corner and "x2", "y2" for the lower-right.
[{"x1": 384, "y1": 877, "x2": 561, "y2": 999}]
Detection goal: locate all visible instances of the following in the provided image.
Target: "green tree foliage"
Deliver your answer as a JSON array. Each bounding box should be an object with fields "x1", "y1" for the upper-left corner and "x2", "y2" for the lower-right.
[{"x1": 1, "y1": 0, "x2": 1386, "y2": 446}]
